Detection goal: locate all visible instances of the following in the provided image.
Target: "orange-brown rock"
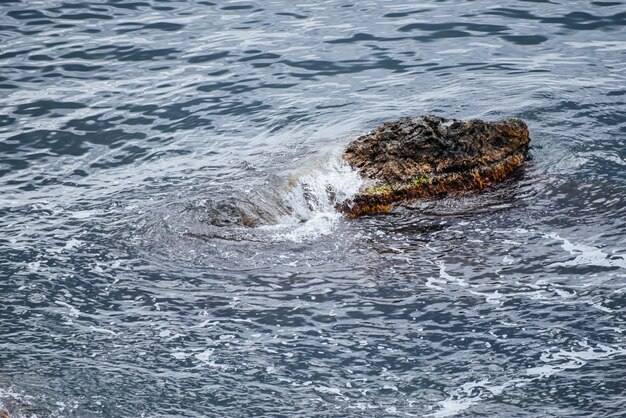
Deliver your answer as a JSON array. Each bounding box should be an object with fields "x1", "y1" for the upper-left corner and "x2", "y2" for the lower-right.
[{"x1": 339, "y1": 115, "x2": 530, "y2": 217}]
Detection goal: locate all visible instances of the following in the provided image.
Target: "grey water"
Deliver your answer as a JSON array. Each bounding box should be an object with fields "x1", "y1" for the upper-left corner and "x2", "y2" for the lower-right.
[{"x1": 1, "y1": 0, "x2": 625, "y2": 416}]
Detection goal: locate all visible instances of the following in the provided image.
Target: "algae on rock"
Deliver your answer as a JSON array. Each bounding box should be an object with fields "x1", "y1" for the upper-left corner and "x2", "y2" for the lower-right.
[{"x1": 339, "y1": 114, "x2": 530, "y2": 217}]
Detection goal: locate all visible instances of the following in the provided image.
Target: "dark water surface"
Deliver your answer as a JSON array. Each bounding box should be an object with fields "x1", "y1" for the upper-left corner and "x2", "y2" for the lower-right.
[{"x1": 1, "y1": 0, "x2": 626, "y2": 416}]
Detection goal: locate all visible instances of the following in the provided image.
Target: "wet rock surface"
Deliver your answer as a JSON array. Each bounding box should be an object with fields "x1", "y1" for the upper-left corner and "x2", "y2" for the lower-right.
[{"x1": 340, "y1": 115, "x2": 530, "y2": 217}]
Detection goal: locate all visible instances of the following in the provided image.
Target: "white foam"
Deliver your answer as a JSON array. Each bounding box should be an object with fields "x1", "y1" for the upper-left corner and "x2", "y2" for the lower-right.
[
  {"x1": 314, "y1": 386, "x2": 344, "y2": 396},
  {"x1": 428, "y1": 398, "x2": 474, "y2": 417},
  {"x1": 71, "y1": 209, "x2": 101, "y2": 219},
  {"x1": 63, "y1": 238, "x2": 82, "y2": 251},
  {"x1": 427, "y1": 376, "x2": 528, "y2": 418},
  {"x1": 89, "y1": 326, "x2": 117, "y2": 336},
  {"x1": 169, "y1": 351, "x2": 190, "y2": 360},
  {"x1": 437, "y1": 261, "x2": 468, "y2": 287},
  {"x1": 195, "y1": 348, "x2": 214, "y2": 363},
  {"x1": 425, "y1": 262, "x2": 468, "y2": 291},
  {"x1": 55, "y1": 300, "x2": 80, "y2": 317},
  {"x1": 261, "y1": 156, "x2": 362, "y2": 242},
  {"x1": 527, "y1": 340, "x2": 626, "y2": 378},
  {"x1": 428, "y1": 340, "x2": 626, "y2": 416},
  {"x1": 545, "y1": 232, "x2": 626, "y2": 269}
]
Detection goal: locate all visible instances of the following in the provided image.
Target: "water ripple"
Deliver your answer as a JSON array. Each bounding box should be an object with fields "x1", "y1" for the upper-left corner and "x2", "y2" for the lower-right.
[{"x1": 2, "y1": 0, "x2": 626, "y2": 416}]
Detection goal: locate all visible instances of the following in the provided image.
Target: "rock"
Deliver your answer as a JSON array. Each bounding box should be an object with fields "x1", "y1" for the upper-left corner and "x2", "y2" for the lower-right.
[{"x1": 339, "y1": 114, "x2": 530, "y2": 217}]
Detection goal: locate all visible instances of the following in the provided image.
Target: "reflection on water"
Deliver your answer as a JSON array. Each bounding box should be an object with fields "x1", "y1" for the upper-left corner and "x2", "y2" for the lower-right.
[{"x1": 1, "y1": 0, "x2": 625, "y2": 416}]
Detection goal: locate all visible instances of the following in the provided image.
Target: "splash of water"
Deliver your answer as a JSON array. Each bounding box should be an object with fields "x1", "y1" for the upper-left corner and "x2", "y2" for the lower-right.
[{"x1": 261, "y1": 156, "x2": 363, "y2": 242}]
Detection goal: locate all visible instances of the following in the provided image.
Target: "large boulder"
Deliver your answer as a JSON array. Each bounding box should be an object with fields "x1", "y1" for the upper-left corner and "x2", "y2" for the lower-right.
[{"x1": 339, "y1": 115, "x2": 530, "y2": 217}]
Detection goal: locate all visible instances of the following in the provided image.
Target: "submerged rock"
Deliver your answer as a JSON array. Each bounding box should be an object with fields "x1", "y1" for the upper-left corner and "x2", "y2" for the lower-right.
[{"x1": 339, "y1": 114, "x2": 530, "y2": 217}]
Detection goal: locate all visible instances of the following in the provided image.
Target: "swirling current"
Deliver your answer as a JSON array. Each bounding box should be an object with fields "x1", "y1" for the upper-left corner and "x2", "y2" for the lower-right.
[{"x1": 1, "y1": 1, "x2": 625, "y2": 417}]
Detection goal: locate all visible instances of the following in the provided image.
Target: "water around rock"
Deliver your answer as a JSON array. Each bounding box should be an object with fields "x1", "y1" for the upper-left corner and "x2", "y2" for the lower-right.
[{"x1": 2, "y1": 1, "x2": 625, "y2": 416}]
